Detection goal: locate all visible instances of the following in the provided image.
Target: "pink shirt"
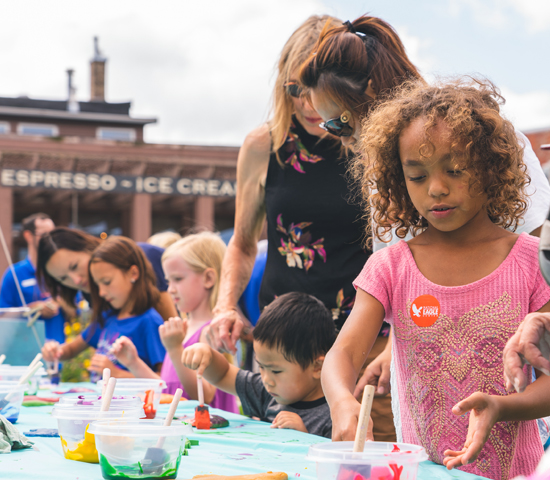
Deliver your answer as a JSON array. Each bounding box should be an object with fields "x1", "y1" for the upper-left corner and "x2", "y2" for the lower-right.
[{"x1": 354, "y1": 233, "x2": 550, "y2": 479}]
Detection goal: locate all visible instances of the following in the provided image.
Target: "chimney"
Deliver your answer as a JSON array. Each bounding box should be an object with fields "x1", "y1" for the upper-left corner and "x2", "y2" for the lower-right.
[
  {"x1": 66, "y1": 69, "x2": 79, "y2": 113},
  {"x1": 90, "y1": 36, "x2": 107, "y2": 102}
]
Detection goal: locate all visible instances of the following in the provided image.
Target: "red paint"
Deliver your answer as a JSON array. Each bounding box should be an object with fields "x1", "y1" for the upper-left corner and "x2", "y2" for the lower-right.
[
  {"x1": 392, "y1": 444, "x2": 401, "y2": 453},
  {"x1": 195, "y1": 404, "x2": 211, "y2": 429},
  {"x1": 143, "y1": 389, "x2": 156, "y2": 419},
  {"x1": 389, "y1": 464, "x2": 403, "y2": 480}
]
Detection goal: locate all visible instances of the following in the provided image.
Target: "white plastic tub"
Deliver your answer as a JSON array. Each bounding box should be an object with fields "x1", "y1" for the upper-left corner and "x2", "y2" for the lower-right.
[
  {"x1": 51, "y1": 405, "x2": 143, "y2": 463},
  {"x1": 58, "y1": 394, "x2": 143, "y2": 411},
  {"x1": 0, "y1": 382, "x2": 27, "y2": 423},
  {"x1": 0, "y1": 365, "x2": 46, "y2": 395},
  {"x1": 97, "y1": 378, "x2": 166, "y2": 419},
  {"x1": 306, "y1": 441, "x2": 428, "y2": 480},
  {"x1": 88, "y1": 419, "x2": 192, "y2": 479}
]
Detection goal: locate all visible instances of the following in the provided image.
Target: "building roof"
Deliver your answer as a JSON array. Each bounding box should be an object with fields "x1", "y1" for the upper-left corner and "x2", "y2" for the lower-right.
[{"x1": 0, "y1": 96, "x2": 156, "y2": 125}]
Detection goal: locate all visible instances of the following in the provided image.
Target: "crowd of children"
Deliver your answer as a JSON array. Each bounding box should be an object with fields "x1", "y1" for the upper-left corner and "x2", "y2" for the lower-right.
[{"x1": 24, "y1": 14, "x2": 550, "y2": 480}]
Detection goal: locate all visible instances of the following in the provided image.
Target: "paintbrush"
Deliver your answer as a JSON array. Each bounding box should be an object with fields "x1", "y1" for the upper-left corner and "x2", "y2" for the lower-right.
[
  {"x1": 336, "y1": 385, "x2": 376, "y2": 480},
  {"x1": 102, "y1": 368, "x2": 111, "y2": 397},
  {"x1": 195, "y1": 375, "x2": 210, "y2": 429},
  {"x1": 28, "y1": 353, "x2": 42, "y2": 371},
  {"x1": 142, "y1": 388, "x2": 183, "y2": 474},
  {"x1": 100, "y1": 377, "x2": 117, "y2": 415},
  {"x1": 0, "y1": 354, "x2": 6, "y2": 365},
  {"x1": 0, "y1": 361, "x2": 43, "y2": 410}
]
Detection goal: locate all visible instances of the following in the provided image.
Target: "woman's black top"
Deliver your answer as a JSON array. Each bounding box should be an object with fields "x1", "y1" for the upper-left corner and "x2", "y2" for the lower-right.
[{"x1": 260, "y1": 117, "x2": 371, "y2": 330}]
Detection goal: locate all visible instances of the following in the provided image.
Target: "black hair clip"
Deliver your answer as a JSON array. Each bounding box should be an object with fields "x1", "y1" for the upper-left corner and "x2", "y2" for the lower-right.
[{"x1": 343, "y1": 20, "x2": 355, "y2": 33}]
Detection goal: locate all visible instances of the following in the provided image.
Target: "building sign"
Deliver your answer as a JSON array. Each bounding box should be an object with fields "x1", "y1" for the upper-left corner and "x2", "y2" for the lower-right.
[{"x1": 0, "y1": 168, "x2": 236, "y2": 197}]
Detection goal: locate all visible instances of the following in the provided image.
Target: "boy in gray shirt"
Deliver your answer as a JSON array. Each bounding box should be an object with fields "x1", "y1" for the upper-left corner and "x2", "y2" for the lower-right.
[{"x1": 182, "y1": 292, "x2": 336, "y2": 438}]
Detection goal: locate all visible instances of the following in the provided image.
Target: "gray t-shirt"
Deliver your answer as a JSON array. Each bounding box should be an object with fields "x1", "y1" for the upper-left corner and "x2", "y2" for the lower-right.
[{"x1": 235, "y1": 369, "x2": 332, "y2": 438}]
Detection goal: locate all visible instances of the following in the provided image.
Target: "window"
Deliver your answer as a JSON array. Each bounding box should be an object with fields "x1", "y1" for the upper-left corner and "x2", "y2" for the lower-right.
[
  {"x1": 17, "y1": 123, "x2": 58, "y2": 137},
  {"x1": 0, "y1": 122, "x2": 10, "y2": 134},
  {"x1": 97, "y1": 127, "x2": 136, "y2": 142}
]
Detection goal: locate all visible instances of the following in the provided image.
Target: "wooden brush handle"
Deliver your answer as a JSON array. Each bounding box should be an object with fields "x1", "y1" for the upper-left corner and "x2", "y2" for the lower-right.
[{"x1": 353, "y1": 385, "x2": 375, "y2": 453}]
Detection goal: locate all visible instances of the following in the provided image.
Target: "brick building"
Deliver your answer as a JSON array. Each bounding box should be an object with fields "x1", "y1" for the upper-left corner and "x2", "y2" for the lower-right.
[{"x1": 0, "y1": 39, "x2": 238, "y2": 273}]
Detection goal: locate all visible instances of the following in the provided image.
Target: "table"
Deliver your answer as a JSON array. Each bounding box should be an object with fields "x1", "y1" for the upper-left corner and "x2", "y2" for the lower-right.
[{"x1": 1, "y1": 383, "x2": 483, "y2": 480}]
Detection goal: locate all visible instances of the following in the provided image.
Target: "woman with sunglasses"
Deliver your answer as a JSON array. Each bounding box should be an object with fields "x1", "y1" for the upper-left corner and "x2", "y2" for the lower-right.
[
  {"x1": 206, "y1": 15, "x2": 374, "y2": 370},
  {"x1": 298, "y1": 13, "x2": 550, "y2": 439}
]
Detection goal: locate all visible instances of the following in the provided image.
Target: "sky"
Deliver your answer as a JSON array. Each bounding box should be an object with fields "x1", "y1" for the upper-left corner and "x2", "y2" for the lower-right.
[{"x1": 1, "y1": 0, "x2": 550, "y2": 146}]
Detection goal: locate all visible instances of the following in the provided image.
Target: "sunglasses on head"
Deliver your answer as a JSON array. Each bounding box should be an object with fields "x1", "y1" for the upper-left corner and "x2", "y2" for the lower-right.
[
  {"x1": 319, "y1": 111, "x2": 354, "y2": 137},
  {"x1": 284, "y1": 82, "x2": 302, "y2": 98}
]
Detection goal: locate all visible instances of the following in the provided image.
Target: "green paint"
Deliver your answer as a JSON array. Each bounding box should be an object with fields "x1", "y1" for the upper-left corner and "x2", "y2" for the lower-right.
[{"x1": 99, "y1": 454, "x2": 181, "y2": 480}]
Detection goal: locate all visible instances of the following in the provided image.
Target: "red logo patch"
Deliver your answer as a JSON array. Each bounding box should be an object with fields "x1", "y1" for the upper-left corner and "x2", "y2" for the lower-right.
[{"x1": 410, "y1": 294, "x2": 440, "y2": 327}]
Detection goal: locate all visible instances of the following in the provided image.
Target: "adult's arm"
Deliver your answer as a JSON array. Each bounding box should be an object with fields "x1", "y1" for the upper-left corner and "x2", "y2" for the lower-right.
[
  {"x1": 205, "y1": 124, "x2": 271, "y2": 353},
  {"x1": 503, "y1": 311, "x2": 550, "y2": 392}
]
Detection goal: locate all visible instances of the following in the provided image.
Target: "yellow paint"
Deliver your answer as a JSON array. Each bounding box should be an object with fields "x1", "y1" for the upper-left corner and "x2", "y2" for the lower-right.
[{"x1": 60, "y1": 424, "x2": 99, "y2": 463}]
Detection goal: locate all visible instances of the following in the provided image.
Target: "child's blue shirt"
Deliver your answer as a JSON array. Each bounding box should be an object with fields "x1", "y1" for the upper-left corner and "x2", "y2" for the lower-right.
[{"x1": 82, "y1": 307, "x2": 165, "y2": 371}]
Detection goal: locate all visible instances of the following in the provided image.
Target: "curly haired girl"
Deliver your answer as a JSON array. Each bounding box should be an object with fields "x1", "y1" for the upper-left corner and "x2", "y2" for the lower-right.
[{"x1": 322, "y1": 78, "x2": 550, "y2": 479}]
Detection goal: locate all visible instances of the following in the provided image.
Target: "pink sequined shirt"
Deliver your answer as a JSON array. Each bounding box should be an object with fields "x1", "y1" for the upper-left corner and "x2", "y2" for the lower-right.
[{"x1": 354, "y1": 233, "x2": 550, "y2": 480}]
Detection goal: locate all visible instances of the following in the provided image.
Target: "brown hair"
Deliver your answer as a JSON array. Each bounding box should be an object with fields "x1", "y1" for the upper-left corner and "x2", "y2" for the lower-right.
[
  {"x1": 353, "y1": 77, "x2": 529, "y2": 243},
  {"x1": 299, "y1": 15, "x2": 422, "y2": 119},
  {"x1": 88, "y1": 236, "x2": 160, "y2": 326},
  {"x1": 36, "y1": 227, "x2": 101, "y2": 306},
  {"x1": 270, "y1": 14, "x2": 341, "y2": 163}
]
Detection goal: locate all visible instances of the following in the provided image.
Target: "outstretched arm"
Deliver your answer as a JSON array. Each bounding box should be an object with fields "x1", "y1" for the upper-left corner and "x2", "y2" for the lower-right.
[
  {"x1": 206, "y1": 125, "x2": 270, "y2": 354},
  {"x1": 182, "y1": 343, "x2": 239, "y2": 397},
  {"x1": 443, "y1": 373, "x2": 550, "y2": 469},
  {"x1": 322, "y1": 288, "x2": 385, "y2": 442}
]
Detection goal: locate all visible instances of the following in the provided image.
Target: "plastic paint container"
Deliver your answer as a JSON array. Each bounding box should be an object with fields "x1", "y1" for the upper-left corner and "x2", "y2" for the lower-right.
[
  {"x1": 0, "y1": 366, "x2": 47, "y2": 395},
  {"x1": 52, "y1": 405, "x2": 143, "y2": 463},
  {"x1": 58, "y1": 394, "x2": 143, "y2": 411},
  {"x1": 306, "y1": 441, "x2": 428, "y2": 480},
  {"x1": 88, "y1": 419, "x2": 192, "y2": 480},
  {"x1": 97, "y1": 379, "x2": 167, "y2": 419},
  {"x1": 0, "y1": 382, "x2": 28, "y2": 423}
]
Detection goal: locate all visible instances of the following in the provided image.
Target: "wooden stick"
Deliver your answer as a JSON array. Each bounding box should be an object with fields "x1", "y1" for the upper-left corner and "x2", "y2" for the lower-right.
[
  {"x1": 102, "y1": 368, "x2": 110, "y2": 397},
  {"x1": 353, "y1": 385, "x2": 375, "y2": 453},
  {"x1": 197, "y1": 374, "x2": 205, "y2": 405}
]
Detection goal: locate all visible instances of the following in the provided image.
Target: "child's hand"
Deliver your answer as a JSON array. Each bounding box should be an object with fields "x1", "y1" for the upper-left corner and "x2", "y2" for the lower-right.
[
  {"x1": 330, "y1": 397, "x2": 373, "y2": 442},
  {"x1": 159, "y1": 317, "x2": 187, "y2": 351},
  {"x1": 42, "y1": 340, "x2": 62, "y2": 362},
  {"x1": 88, "y1": 353, "x2": 119, "y2": 375},
  {"x1": 110, "y1": 336, "x2": 138, "y2": 368},
  {"x1": 181, "y1": 343, "x2": 213, "y2": 375},
  {"x1": 443, "y1": 392, "x2": 500, "y2": 470},
  {"x1": 271, "y1": 411, "x2": 307, "y2": 433}
]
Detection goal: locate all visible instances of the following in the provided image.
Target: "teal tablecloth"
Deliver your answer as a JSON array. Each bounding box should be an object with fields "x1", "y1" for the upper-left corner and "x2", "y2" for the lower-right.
[{"x1": 0, "y1": 383, "x2": 483, "y2": 480}]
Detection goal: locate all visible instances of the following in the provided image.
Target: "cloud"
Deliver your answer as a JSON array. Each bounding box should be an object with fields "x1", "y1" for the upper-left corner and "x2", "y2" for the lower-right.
[
  {"x1": 500, "y1": 87, "x2": 550, "y2": 132},
  {"x1": 448, "y1": 0, "x2": 550, "y2": 32},
  {"x1": 394, "y1": 26, "x2": 435, "y2": 78},
  {"x1": 0, "y1": 0, "x2": 325, "y2": 146}
]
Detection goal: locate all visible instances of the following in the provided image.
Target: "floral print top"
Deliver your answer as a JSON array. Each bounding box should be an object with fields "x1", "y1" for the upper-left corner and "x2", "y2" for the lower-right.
[{"x1": 260, "y1": 117, "x2": 371, "y2": 330}]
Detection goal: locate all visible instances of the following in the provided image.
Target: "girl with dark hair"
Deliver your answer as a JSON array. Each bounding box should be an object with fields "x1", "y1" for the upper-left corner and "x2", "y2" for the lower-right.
[
  {"x1": 41, "y1": 236, "x2": 166, "y2": 378},
  {"x1": 323, "y1": 78, "x2": 550, "y2": 478}
]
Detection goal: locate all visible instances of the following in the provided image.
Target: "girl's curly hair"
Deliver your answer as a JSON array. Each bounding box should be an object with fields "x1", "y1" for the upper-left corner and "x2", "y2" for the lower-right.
[{"x1": 351, "y1": 77, "x2": 530, "y2": 244}]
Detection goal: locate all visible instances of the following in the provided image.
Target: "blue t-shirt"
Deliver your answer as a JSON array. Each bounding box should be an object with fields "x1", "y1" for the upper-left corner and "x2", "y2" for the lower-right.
[
  {"x1": 239, "y1": 250, "x2": 267, "y2": 326},
  {"x1": 0, "y1": 258, "x2": 65, "y2": 343},
  {"x1": 82, "y1": 307, "x2": 166, "y2": 372},
  {"x1": 137, "y1": 243, "x2": 168, "y2": 292}
]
